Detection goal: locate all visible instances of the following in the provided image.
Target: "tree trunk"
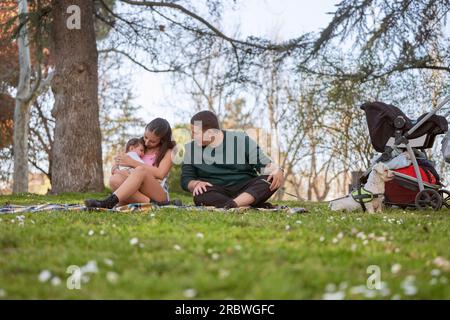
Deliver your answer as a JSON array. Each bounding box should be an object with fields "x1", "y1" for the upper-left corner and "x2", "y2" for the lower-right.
[
  {"x1": 13, "y1": 99, "x2": 31, "y2": 193},
  {"x1": 13, "y1": 0, "x2": 32, "y2": 194},
  {"x1": 50, "y1": 0, "x2": 104, "y2": 193}
]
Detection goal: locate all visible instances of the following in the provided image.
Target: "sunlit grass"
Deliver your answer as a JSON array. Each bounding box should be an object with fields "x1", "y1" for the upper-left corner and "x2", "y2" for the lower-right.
[{"x1": 0, "y1": 192, "x2": 449, "y2": 299}]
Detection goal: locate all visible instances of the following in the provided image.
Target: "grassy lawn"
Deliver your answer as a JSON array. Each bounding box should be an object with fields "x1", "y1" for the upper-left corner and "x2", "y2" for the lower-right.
[{"x1": 0, "y1": 192, "x2": 449, "y2": 299}]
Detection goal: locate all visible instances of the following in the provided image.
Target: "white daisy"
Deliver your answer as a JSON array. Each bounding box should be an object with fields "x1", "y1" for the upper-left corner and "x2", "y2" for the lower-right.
[
  {"x1": 196, "y1": 233, "x2": 204, "y2": 239},
  {"x1": 391, "y1": 264, "x2": 402, "y2": 274},
  {"x1": 183, "y1": 288, "x2": 197, "y2": 298},
  {"x1": 322, "y1": 291, "x2": 345, "y2": 300},
  {"x1": 51, "y1": 277, "x2": 61, "y2": 286},
  {"x1": 106, "y1": 272, "x2": 119, "y2": 284},
  {"x1": 38, "y1": 270, "x2": 52, "y2": 283},
  {"x1": 104, "y1": 258, "x2": 114, "y2": 267},
  {"x1": 81, "y1": 260, "x2": 99, "y2": 274}
]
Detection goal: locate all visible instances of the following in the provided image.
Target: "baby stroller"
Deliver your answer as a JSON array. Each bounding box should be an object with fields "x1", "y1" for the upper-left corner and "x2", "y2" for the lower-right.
[{"x1": 360, "y1": 95, "x2": 450, "y2": 210}]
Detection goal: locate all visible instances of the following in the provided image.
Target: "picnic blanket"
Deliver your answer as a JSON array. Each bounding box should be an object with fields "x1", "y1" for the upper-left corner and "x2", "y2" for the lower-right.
[{"x1": 0, "y1": 203, "x2": 307, "y2": 215}]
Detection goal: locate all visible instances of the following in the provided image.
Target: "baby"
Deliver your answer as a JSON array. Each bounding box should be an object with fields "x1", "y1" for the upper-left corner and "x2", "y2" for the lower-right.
[{"x1": 114, "y1": 137, "x2": 145, "y2": 173}]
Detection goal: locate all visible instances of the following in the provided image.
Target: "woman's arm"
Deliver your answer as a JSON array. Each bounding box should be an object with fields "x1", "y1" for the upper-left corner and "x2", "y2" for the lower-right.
[
  {"x1": 146, "y1": 150, "x2": 173, "y2": 180},
  {"x1": 116, "y1": 150, "x2": 173, "y2": 180},
  {"x1": 115, "y1": 154, "x2": 145, "y2": 169}
]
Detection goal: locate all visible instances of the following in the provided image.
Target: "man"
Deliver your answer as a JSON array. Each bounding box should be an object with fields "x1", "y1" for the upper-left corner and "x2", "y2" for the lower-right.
[{"x1": 181, "y1": 110, "x2": 284, "y2": 208}]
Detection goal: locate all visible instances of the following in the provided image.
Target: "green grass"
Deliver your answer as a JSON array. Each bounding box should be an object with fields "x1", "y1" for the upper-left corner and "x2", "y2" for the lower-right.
[{"x1": 0, "y1": 192, "x2": 449, "y2": 299}]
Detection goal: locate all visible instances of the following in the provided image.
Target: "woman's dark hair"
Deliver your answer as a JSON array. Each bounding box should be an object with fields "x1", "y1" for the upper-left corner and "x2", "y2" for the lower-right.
[
  {"x1": 190, "y1": 110, "x2": 220, "y2": 131},
  {"x1": 145, "y1": 118, "x2": 176, "y2": 167}
]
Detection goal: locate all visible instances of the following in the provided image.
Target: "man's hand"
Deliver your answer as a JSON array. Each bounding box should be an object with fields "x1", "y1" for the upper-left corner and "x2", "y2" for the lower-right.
[
  {"x1": 192, "y1": 181, "x2": 212, "y2": 196},
  {"x1": 267, "y1": 168, "x2": 284, "y2": 191}
]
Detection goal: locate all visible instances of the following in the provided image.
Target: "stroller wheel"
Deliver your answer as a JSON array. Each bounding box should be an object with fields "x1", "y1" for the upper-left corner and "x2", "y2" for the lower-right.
[
  {"x1": 415, "y1": 190, "x2": 442, "y2": 211},
  {"x1": 438, "y1": 190, "x2": 450, "y2": 209}
]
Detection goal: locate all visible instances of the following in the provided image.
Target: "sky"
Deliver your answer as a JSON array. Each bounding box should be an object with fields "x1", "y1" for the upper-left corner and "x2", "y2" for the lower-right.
[{"x1": 131, "y1": 0, "x2": 340, "y2": 124}]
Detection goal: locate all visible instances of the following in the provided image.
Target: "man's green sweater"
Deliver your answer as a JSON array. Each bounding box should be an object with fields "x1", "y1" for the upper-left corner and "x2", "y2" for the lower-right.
[{"x1": 181, "y1": 130, "x2": 272, "y2": 191}]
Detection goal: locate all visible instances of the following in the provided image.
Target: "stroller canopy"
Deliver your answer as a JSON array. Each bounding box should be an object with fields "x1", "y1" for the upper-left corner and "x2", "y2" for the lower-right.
[{"x1": 361, "y1": 101, "x2": 448, "y2": 152}]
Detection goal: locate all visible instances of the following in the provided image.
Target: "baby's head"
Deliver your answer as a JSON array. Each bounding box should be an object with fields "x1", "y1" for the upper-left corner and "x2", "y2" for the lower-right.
[{"x1": 125, "y1": 137, "x2": 145, "y2": 157}]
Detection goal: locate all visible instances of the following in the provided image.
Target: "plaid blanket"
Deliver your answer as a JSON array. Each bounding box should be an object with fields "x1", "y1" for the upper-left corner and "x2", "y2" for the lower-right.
[{"x1": 0, "y1": 203, "x2": 307, "y2": 215}]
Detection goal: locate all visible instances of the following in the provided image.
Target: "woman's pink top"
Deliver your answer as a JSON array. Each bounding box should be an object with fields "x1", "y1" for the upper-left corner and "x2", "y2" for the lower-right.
[
  {"x1": 141, "y1": 152, "x2": 169, "y2": 199},
  {"x1": 142, "y1": 153, "x2": 157, "y2": 166}
]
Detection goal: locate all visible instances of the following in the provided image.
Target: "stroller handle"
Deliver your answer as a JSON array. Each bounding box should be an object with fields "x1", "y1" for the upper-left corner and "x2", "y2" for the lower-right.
[{"x1": 405, "y1": 95, "x2": 450, "y2": 138}]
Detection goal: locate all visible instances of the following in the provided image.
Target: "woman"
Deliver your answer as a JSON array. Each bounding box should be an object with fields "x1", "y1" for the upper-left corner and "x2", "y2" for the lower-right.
[{"x1": 85, "y1": 118, "x2": 175, "y2": 209}]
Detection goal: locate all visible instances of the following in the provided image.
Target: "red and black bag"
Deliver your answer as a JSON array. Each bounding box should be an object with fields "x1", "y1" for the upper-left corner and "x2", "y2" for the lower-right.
[{"x1": 384, "y1": 164, "x2": 439, "y2": 206}]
